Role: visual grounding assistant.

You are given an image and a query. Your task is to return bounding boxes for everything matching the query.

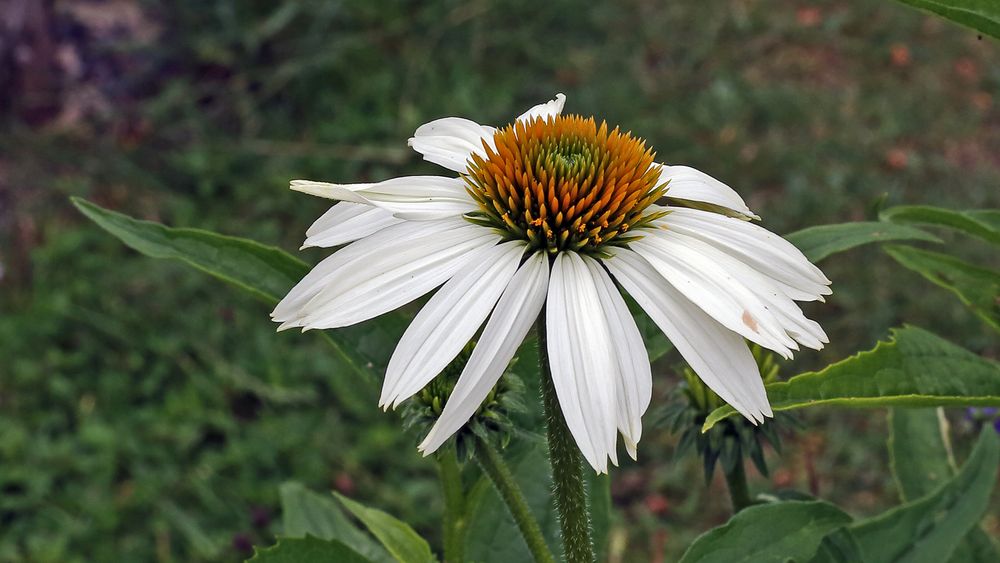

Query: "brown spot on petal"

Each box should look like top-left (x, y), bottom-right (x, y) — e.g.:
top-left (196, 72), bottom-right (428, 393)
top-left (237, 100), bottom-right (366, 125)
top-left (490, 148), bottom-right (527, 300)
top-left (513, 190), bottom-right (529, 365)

top-left (742, 310), bottom-right (759, 332)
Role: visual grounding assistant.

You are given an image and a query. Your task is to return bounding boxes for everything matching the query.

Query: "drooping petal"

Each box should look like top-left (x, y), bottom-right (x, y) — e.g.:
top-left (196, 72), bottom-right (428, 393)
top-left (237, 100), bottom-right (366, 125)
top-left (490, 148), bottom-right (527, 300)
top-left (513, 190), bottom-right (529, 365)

top-left (658, 207), bottom-right (831, 298)
top-left (409, 117), bottom-right (496, 173)
top-left (583, 255), bottom-right (651, 460)
top-left (516, 93), bottom-right (567, 123)
top-left (546, 251), bottom-right (618, 473)
top-left (605, 248), bottom-right (771, 423)
top-left (631, 230), bottom-right (798, 358)
top-left (644, 226), bottom-right (827, 352)
top-left (380, 240), bottom-right (527, 409)
top-left (302, 202), bottom-right (403, 249)
top-left (290, 176), bottom-right (477, 220)
top-left (272, 218), bottom-right (499, 330)
top-left (418, 251), bottom-right (549, 455)
top-left (656, 165), bottom-right (758, 219)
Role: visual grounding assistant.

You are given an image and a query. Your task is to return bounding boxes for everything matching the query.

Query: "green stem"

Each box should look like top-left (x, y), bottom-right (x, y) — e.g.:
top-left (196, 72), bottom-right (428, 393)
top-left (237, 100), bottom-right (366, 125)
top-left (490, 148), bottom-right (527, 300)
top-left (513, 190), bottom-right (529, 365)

top-left (537, 314), bottom-right (596, 563)
top-left (724, 459), bottom-right (753, 513)
top-left (474, 437), bottom-right (556, 563)
top-left (437, 445), bottom-right (465, 563)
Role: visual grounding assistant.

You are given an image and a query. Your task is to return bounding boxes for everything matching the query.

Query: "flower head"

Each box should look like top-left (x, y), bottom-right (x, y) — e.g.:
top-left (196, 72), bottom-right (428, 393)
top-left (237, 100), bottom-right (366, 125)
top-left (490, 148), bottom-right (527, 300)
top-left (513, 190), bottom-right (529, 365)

top-left (464, 114), bottom-right (666, 254)
top-left (273, 94), bottom-right (831, 473)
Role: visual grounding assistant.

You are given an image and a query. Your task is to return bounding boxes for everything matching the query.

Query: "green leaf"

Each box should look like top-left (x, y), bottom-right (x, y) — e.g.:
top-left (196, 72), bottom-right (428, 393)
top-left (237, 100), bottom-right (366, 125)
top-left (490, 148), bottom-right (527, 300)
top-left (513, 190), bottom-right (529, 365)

top-left (333, 492), bottom-right (437, 563)
top-left (893, 0), bottom-right (1000, 40)
top-left (851, 430), bottom-right (1000, 563)
top-left (882, 205), bottom-right (1000, 246)
top-left (888, 409), bottom-right (957, 500)
top-left (678, 501), bottom-right (853, 563)
top-left (249, 536), bottom-right (372, 563)
top-left (72, 196), bottom-right (308, 303)
top-left (784, 222), bottom-right (938, 262)
top-left (462, 437), bottom-right (611, 562)
top-left (808, 528), bottom-right (865, 563)
top-left (888, 409), bottom-right (1000, 563)
top-left (463, 437), bottom-right (558, 563)
top-left (71, 196), bottom-right (406, 378)
top-left (884, 245), bottom-right (1000, 331)
top-left (279, 483), bottom-right (392, 563)
top-left (703, 326), bottom-right (1000, 431)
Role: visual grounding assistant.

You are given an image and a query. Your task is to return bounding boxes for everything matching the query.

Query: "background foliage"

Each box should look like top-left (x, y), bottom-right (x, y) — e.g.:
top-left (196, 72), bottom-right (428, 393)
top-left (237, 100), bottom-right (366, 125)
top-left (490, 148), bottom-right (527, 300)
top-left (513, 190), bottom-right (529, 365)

top-left (2, 0), bottom-right (999, 561)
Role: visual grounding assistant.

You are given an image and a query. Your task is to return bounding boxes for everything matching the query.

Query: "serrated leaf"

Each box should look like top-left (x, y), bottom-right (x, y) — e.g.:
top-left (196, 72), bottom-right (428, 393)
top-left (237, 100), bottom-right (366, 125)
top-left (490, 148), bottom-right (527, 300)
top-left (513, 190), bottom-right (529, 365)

top-left (893, 0), bottom-right (1000, 40)
top-left (882, 205), bottom-right (1000, 246)
top-left (678, 501), bottom-right (852, 563)
top-left (279, 483), bottom-right (392, 563)
top-left (703, 326), bottom-right (1000, 431)
top-left (333, 492), bottom-right (437, 563)
top-left (888, 410), bottom-right (1000, 562)
top-left (850, 430), bottom-right (1000, 563)
top-left (784, 222), bottom-right (938, 262)
top-left (884, 245), bottom-right (1000, 332)
top-left (248, 536), bottom-right (371, 563)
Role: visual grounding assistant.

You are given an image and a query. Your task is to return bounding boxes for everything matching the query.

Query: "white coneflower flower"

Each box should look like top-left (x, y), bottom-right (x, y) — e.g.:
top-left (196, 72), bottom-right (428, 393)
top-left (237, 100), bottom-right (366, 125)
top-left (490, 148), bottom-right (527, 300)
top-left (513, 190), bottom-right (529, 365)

top-left (273, 94), bottom-right (830, 473)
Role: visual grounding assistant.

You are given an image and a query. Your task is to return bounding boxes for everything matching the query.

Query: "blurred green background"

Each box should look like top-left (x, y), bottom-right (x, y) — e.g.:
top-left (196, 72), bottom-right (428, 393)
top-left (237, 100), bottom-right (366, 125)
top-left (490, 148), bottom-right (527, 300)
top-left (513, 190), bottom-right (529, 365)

top-left (2, 0), bottom-right (999, 561)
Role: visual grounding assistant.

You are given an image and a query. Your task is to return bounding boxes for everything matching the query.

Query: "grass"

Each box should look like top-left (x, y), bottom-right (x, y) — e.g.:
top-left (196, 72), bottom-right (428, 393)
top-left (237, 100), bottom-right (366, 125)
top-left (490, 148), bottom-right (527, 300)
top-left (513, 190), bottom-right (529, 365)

top-left (1, 0), bottom-right (999, 561)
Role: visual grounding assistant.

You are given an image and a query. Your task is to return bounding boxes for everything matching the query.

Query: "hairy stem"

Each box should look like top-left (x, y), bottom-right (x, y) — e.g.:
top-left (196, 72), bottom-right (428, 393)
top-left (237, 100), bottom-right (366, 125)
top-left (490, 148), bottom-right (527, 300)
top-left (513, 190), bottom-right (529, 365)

top-left (437, 445), bottom-right (466, 563)
top-left (538, 314), bottom-right (596, 563)
top-left (474, 437), bottom-right (556, 563)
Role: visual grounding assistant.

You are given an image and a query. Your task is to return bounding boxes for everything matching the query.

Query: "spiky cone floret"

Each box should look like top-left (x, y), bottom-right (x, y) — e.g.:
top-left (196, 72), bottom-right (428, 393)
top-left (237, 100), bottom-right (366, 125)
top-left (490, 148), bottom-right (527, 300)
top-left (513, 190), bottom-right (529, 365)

top-left (463, 115), bottom-right (667, 255)
top-left (273, 93), bottom-right (832, 473)
top-left (660, 345), bottom-right (790, 481)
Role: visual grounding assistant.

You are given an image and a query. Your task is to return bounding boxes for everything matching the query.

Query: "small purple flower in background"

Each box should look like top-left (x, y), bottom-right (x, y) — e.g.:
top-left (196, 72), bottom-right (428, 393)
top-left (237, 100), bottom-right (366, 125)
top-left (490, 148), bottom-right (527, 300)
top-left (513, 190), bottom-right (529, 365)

top-left (965, 407), bottom-right (1000, 434)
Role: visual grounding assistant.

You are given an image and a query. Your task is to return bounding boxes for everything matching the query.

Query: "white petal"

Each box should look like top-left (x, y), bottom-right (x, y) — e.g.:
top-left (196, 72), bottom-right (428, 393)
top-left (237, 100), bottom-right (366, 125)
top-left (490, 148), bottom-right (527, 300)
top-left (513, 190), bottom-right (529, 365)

top-left (648, 226), bottom-right (828, 351)
top-left (275, 219), bottom-right (450, 321)
top-left (656, 165), bottom-right (759, 219)
top-left (659, 207), bottom-right (831, 295)
top-left (409, 117), bottom-right (496, 173)
top-left (273, 218), bottom-right (499, 329)
top-left (380, 241), bottom-right (527, 409)
top-left (516, 93), bottom-right (567, 123)
top-left (546, 252), bottom-right (618, 473)
top-left (302, 202), bottom-right (403, 249)
top-left (605, 248), bottom-right (771, 423)
top-left (631, 231), bottom-right (798, 358)
top-left (583, 255), bottom-right (651, 461)
top-left (290, 176), bottom-right (477, 220)
top-left (418, 251), bottom-right (549, 454)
